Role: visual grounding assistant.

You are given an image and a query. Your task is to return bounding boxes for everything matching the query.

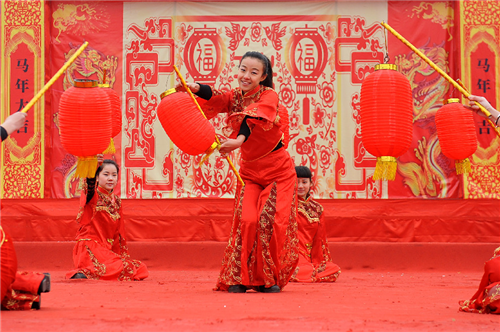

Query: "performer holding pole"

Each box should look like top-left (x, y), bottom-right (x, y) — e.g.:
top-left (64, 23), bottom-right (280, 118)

top-left (176, 51), bottom-right (299, 293)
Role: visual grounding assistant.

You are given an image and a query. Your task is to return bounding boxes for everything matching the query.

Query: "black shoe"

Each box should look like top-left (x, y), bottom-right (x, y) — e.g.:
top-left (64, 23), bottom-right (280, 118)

top-left (37, 273), bottom-right (51, 294)
top-left (70, 273), bottom-right (87, 279)
top-left (258, 285), bottom-right (281, 293)
top-left (31, 297), bottom-right (41, 310)
top-left (228, 285), bottom-right (247, 293)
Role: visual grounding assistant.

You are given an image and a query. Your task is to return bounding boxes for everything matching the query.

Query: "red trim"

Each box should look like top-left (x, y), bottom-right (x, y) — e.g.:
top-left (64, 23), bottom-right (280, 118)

top-left (1, 198), bottom-right (498, 243)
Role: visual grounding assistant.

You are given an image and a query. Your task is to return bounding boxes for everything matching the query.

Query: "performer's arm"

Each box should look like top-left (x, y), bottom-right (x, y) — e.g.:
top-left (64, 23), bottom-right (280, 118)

top-left (0, 127), bottom-right (7, 141)
top-left (85, 154), bottom-right (104, 204)
top-left (468, 95), bottom-right (500, 126)
top-left (1, 112), bottom-right (28, 141)
top-left (194, 83), bottom-right (213, 100)
top-left (85, 177), bottom-right (97, 204)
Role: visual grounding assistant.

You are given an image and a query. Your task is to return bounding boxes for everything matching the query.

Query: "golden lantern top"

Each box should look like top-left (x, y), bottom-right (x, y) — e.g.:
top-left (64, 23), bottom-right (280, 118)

top-left (443, 98), bottom-right (460, 105)
top-left (375, 63), bottom-right (398, 71)
top-left (74, 79), bottom-right (98, 88)
top-left (160, 88), bottom-right (177, 100)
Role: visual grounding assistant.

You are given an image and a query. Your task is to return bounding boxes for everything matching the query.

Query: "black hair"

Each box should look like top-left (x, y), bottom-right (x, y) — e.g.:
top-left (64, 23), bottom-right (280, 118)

top-left (96, 159), bottom-right (119, 177)
top-left (295, 165), bottom-right (312, 180)
top-left (240, 51), bottom-right (273, 89)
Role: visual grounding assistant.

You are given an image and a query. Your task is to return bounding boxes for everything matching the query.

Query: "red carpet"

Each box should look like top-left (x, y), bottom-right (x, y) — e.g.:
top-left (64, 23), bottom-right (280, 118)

top-left (2, 198), bottom-right (499, 331)
top-left (2, 270), bottom-right (499, 332)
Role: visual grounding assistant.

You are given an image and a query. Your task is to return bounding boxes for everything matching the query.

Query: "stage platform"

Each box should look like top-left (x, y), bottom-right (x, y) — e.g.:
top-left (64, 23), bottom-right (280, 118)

top-left (2, 198), bottom-right (499, 242)
top-left (12, 241), bottom-right (499, 273)
top-left (3, 197), bottom-right (499, 272)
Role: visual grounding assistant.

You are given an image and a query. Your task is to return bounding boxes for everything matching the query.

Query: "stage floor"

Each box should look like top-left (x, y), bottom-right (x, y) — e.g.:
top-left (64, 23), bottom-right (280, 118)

top-left (2, 269), bottom-right (499, 331)
top-left (2, 242), bottom-right (499, 331)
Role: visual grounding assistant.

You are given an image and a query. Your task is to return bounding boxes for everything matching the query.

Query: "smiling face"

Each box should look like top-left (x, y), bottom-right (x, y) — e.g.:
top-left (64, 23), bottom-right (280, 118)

top-left (97, 163), bottom-right (118, 192)
top-left (237, 56), bottom-right (267, 93)
top-left (297, 177), bottom-right (312, 199)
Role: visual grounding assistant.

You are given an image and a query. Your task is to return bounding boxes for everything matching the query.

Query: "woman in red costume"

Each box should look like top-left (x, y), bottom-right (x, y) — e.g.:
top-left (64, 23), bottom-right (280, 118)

top-left (1, 119), bottom-right (50, 310)
top-left (290, 166), bottom-right (341, 283)
top-left (1, 227), bottom-right (50, 310)
top-left (66, 157), bottom-right (148, 281)
top-left (459, 246), bottom-right (500, 314)
top-left (178, 51), bottom-right (299, 293)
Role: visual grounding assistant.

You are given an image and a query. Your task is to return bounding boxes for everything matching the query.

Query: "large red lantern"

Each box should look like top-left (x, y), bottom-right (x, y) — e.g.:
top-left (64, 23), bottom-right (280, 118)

top-left (99, 83), bottom-right (122, 154)
top-left (435, 98), bottom-right (478, 174)
top-left (59, 79), bottom-right (112, 178)
top-left (157, 89), bottom-right (215, 155)
top-left (360, 64), bottom-right (413, 180)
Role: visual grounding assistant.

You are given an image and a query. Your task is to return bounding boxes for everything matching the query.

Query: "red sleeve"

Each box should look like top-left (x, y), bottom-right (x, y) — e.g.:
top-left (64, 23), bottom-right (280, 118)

top-left (227, 89), bottom-right (280, 136)
top-left (76, 180), bottom-right (97, 225)
top-left (199, 88), bottom-right (232, 120)
top-left (310, 210), bottom-right (332, 266)
top-left (243, 89), bottom-right (279, 123)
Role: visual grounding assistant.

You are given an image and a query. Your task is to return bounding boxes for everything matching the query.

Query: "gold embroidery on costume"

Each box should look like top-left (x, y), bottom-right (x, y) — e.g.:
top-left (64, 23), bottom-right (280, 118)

top-left (83, 244), bottom-right (107, 279)
top-left (278, 182), bottom-right (299, 287)
top-left (258, 182), bottom-right (278, 287)
top-left (96, 190), bottom-right (121, 221)
top-left (222, 85), bottom-right (276, 138)
top-left (215, 185), bottom-right (245, 288)
top-left (298, 197), bottom-right (323, 223)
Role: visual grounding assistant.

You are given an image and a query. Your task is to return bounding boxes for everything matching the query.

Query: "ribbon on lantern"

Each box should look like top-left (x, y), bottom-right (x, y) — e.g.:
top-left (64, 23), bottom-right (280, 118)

top-left (360, 63), bottom-right (414, 181)
top-left (59, 79), bottom-right (112, 178)
top-left (435, 98), bottom-right (478, 174)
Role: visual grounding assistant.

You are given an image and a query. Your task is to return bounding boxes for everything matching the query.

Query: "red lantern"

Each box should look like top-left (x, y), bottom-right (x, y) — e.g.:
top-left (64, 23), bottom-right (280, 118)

top-left (157, 89), bottom-right (215, 155)
top-left (360, 64), bottom-right (413, 180)
top-left (99, 83), bottom-right (122, 154)
top-left (435, 98), bottom-right (477, 174)
top-left (59, 79), bottom-right (112, 178)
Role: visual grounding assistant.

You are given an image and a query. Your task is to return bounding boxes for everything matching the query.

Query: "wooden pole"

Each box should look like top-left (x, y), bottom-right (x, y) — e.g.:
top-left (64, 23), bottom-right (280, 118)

top-left (21, 41), bottom-right (89, 113)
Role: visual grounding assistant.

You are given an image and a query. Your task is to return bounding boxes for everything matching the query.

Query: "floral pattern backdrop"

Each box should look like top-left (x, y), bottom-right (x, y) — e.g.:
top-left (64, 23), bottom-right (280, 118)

top-left (1, 1), bottom-right (498, 200)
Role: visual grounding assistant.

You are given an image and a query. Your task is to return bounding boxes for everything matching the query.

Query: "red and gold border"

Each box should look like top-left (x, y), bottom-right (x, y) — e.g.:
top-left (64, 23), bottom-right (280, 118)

top-left (460, 0), bottom-right (500, 199)
top-left (1, 0), bottom-right (45, 198)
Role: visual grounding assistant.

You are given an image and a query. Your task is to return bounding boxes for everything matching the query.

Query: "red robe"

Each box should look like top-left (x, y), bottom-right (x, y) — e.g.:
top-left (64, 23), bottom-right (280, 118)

top-left (291, 196), bottom-right (341, 283)
top-left (203, 85), bottom-right (299, 291)
top-left (459, 247), bottom-right (500, 314)
top-left (66, 184), bottom-right (148, 281)
top-left (1, 226), bottom-right (44, 310)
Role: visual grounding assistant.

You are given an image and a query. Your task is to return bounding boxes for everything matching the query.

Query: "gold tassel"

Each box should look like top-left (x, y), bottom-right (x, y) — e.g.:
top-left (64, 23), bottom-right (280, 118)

top-left (74, 156), bottom-right (99, 179)
top-left (373, 156), bottom-right (398, 181)
top-left (455, 158), bottom-right (471, 175)
top-left (102, 138), bottom-right (116, 154)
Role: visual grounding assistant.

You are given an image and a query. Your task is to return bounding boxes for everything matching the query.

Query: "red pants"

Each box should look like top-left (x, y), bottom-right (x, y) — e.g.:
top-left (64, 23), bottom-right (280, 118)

top-left (216, 148), bottom-right (299, 291)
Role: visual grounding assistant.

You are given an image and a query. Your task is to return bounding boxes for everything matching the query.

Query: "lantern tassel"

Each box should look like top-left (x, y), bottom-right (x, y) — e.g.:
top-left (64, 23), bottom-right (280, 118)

top-left (74, 156), bottom-right (99, 179)
top-left (455, 158), bottom-right (471, 175)
top-left (373, 156), bottom-right (398, 181)
top-left (103, 138), bottom-right (116, 154)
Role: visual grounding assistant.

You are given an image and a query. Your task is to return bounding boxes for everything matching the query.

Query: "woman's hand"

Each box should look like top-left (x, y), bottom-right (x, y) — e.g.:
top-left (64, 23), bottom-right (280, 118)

top-left (219, 135), bottom-right (246, 157)
top-left (468, 95), bottom-right (500, 125)
top-left (175, 82), bottom-right (200, 93)
top-left (97, 154), bottom-right (104, 165)
top-left (1, 112), bottom-right (27, 135)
